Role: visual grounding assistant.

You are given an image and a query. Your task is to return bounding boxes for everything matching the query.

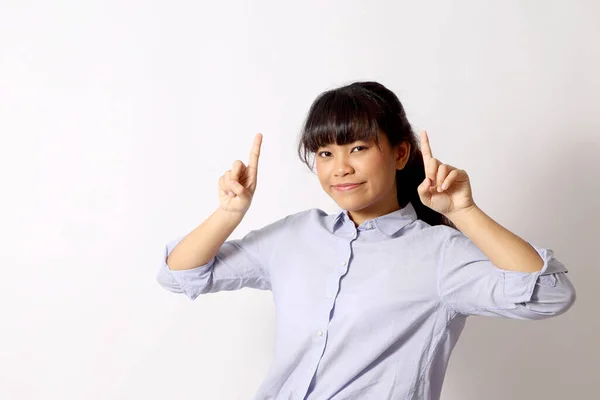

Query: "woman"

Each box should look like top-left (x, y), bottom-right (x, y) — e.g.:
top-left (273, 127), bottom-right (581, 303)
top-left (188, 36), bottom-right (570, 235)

top-left (157, 81), bottom-right (576, 399)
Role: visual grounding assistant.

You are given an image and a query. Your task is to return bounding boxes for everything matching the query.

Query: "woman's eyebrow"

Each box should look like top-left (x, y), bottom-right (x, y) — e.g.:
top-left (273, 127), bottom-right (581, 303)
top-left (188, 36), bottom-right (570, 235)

top-left (320, 140), bottom-right (370, 149)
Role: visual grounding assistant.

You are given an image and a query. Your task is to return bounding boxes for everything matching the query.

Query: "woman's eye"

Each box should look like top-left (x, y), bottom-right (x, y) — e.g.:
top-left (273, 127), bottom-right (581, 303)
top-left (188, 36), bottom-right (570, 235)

top-left (317, 146), bottom-right (366, 158)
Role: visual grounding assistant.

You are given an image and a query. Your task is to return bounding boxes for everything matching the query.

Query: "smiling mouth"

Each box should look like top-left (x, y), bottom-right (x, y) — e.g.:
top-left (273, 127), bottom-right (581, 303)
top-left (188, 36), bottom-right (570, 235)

top-left (333, 183), bottom-right (363, 191)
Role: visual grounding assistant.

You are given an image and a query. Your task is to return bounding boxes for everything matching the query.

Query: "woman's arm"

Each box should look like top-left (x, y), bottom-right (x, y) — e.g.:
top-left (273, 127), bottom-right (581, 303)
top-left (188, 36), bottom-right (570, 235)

top-left (167, 208), bottom-right (245, 271)
top-left (447, 205), bottom-right (543, 273)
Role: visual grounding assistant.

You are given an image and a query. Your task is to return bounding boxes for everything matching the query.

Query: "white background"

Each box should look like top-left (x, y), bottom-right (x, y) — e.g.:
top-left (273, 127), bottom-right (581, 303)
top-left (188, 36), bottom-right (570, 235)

top-left (1, 0), bottom-right (598, 399)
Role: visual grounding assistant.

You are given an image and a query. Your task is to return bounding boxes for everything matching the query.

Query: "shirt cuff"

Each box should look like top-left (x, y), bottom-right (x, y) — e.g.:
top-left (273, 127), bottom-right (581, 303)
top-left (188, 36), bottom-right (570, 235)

top-left (162, 236), bottom-right (215, 294)
top-left (502, 244), bottom-right (568, 304)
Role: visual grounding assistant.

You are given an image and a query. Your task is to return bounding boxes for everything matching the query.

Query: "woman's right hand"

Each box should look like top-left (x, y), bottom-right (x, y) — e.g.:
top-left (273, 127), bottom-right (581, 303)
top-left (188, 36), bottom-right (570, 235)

top-left (218, 133), bottom-right (262, 215)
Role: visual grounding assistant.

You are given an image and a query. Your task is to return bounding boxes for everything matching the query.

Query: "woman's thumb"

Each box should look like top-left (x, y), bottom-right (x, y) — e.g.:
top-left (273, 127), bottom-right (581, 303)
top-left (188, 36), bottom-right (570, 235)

top-left (417, 178), bottom-right (431, 202)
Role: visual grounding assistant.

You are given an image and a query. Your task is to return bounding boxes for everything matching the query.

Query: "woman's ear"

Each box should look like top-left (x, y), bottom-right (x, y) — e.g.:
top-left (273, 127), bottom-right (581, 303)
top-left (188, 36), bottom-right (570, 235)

top-left (395, 142), bottom-right (411, 170)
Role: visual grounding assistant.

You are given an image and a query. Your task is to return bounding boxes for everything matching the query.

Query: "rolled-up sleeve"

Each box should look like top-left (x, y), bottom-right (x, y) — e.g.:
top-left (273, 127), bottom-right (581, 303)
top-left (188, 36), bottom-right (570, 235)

top-left (438, 230), bottom-right (576, 319)
top-left (156, 215), bottom-right (289, 300)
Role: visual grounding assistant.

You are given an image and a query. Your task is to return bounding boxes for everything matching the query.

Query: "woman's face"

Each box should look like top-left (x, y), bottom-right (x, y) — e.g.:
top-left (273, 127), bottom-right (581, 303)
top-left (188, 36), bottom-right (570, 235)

top-left (315, 133), bottom-right (411, 226)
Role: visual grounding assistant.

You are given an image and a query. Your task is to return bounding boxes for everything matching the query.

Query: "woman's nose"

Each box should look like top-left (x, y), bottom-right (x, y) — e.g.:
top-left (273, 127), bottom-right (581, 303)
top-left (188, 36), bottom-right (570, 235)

top-left (334, 159), bottom-right (354, 176)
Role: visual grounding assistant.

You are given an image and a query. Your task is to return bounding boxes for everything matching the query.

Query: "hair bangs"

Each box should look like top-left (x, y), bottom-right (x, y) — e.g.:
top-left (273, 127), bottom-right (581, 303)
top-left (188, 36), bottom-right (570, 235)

top-left (298, 89), bottom-right (383, 166)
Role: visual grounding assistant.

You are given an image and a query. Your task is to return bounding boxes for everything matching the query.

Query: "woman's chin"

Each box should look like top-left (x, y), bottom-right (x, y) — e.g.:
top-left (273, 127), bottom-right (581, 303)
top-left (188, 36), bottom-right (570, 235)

top-left (332, 196), bottom-right (368, 210)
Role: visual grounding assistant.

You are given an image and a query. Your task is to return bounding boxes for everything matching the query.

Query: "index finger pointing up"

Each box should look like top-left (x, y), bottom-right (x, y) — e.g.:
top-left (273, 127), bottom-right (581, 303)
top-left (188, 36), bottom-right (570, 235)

top-left (420, 130), bottom-right (433, 161)
top-left (247, 133), bottom-right (262, 178)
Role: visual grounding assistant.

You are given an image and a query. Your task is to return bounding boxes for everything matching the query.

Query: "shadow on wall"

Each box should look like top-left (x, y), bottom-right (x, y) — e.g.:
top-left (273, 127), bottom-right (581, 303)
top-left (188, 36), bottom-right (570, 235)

top-left (441, 134), bottom-right (599, 400)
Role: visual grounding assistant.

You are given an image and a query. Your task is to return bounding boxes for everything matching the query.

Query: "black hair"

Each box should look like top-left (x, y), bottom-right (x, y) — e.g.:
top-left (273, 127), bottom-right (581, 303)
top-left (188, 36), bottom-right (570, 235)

top-left (297, 81), bottom-right (456, 229)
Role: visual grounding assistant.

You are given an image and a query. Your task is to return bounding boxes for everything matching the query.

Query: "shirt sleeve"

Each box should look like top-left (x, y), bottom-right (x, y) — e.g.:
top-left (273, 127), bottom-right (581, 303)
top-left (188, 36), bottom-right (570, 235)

top-left (438, 229), bottom-right (576, 319)
top-left (156, 215), bottom-right (289, 300)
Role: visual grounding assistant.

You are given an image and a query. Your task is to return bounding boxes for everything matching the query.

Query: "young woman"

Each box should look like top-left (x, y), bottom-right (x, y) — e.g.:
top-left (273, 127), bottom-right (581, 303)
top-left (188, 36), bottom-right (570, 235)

top-left (157, 81), bottom-right (576, 400)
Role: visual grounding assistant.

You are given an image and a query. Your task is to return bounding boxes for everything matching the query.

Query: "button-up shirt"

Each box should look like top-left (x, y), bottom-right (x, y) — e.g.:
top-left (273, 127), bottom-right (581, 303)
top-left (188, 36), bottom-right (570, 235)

top-left (156, 202), bottom-right (575, 399)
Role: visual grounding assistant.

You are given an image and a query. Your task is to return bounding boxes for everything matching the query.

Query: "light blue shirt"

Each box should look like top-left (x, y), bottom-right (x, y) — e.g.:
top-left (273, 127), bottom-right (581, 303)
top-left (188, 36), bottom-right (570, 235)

top-left (157, 202), bottom-right (575, 400)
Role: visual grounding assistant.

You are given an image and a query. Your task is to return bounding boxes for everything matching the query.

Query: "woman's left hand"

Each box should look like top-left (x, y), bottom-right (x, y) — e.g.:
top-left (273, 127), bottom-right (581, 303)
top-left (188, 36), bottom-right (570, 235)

top-left (416, 130), bottom-right (476, 218)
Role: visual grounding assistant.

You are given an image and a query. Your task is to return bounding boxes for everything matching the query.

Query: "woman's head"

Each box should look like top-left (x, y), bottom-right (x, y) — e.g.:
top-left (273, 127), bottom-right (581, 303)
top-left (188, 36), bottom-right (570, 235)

top-left (297, 81), bottom-right (455, 228)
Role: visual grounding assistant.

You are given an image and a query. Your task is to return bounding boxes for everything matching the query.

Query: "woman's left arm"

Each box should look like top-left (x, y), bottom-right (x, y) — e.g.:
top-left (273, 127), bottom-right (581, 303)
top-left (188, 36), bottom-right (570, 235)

top-left (443, 206), bottom-right (576, 318)
top-left (418, 130), bottom-right (576, 318)
top-left (449, 205), bottom-right (544, 273)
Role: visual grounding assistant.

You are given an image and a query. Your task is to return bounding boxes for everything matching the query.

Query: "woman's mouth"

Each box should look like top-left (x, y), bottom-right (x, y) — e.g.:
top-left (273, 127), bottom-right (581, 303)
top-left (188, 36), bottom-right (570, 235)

top-left (333, 183), bottom-right (363, 192)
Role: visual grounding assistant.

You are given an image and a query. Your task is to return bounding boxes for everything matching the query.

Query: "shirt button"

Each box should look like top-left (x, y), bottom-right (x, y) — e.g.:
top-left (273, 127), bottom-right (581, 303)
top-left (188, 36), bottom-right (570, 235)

top-left (367, 222), bottom-right (373, 229)
top-left (317, 329), bottom-right (324, 337)
top-left (342, 261), bottom-right (346, 266)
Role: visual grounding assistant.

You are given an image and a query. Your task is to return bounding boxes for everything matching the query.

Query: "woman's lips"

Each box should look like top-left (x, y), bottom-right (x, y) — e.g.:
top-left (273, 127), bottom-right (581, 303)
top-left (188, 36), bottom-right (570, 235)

top-left (333, 183), bottom-right (363, 191)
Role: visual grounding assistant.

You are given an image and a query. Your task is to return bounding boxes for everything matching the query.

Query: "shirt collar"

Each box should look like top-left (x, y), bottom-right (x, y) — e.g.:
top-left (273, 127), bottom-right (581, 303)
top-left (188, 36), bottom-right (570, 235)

top-left (326, 202), bottom-right (418, 238)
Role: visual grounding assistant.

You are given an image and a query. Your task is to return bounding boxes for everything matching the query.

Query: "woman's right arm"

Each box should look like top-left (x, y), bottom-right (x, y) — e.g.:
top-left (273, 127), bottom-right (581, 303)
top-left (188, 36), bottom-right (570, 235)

top-left (168, 132), bottom-right (263, 271)
top-left (156, 210), bottom-right (288, 299)
top-left (156, 133), bottom-right (286, 299)
top-left (165, 208), bottom-right (245, 271)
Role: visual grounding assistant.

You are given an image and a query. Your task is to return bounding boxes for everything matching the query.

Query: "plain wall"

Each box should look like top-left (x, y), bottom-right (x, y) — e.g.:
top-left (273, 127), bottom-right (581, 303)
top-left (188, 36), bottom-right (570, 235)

top-left (1, 0), bottom-right (598, 399)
